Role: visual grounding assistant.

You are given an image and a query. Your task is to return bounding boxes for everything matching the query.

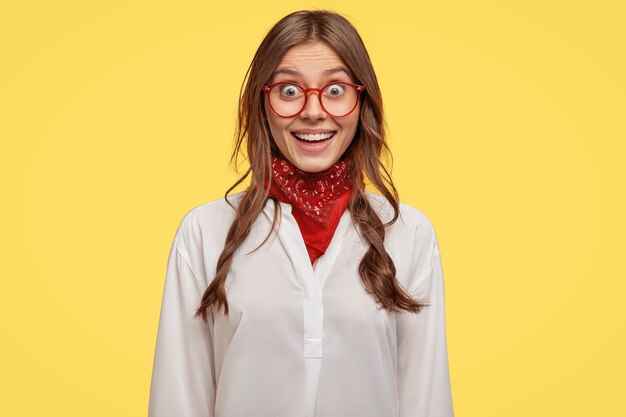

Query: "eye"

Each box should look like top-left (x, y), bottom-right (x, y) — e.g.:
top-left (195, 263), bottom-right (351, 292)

top-left (324, 83), bottom-right (346, 97)
top-left (278, 83), bottom-right (302, 97)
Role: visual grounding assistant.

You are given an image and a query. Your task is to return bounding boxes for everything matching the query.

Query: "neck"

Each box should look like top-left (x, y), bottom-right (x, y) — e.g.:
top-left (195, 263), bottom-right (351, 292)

top-left (263, 154), bottom-right (357, 264)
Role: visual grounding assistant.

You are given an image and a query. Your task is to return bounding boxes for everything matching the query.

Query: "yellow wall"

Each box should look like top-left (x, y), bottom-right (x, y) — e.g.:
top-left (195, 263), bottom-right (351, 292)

top-left (1, 1), bottom-right (624, 415)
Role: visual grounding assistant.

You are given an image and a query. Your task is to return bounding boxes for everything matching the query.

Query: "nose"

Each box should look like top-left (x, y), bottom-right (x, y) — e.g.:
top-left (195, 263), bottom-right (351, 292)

top-left (299, 91), bottom-right (327, 120)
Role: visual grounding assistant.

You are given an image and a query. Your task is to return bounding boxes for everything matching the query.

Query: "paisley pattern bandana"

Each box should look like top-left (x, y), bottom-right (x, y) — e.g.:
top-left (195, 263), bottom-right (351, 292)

top-left (263, 154), bottom-right (356, 265)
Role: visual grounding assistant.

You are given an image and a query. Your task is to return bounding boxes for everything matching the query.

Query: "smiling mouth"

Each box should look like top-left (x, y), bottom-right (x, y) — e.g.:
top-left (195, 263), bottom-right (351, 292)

top-left (291, 131), bottom-right (337, 143)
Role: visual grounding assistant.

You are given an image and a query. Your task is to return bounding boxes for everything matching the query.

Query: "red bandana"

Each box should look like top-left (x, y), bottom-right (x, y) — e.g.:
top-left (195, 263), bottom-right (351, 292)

top-left (263, 155), bottom-right (355, 265)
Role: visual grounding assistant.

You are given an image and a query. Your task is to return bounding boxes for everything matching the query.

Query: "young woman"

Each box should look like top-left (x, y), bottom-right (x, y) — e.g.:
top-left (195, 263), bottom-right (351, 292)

top-left (148, 10), bottom-right (454, 417)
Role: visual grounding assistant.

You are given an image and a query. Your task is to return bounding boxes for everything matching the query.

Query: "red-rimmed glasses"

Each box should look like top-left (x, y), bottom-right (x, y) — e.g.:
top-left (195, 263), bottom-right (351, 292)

top-left (262, 81), bottom-right (365, 118)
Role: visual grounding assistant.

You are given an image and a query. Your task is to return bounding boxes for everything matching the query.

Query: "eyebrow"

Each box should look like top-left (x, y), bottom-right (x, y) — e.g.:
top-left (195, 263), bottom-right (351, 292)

top-left (272, 66), bottom-right (350, 78)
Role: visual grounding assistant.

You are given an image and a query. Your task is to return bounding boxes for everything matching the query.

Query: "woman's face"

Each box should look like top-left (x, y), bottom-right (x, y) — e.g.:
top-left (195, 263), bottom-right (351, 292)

top-left (264, 41), bottom-right (360, 173)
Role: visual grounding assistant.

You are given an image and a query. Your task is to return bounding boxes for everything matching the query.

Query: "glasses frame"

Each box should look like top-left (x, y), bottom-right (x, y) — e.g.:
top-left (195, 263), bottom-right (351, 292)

top-left (262, 81), bottom-right (365, 118)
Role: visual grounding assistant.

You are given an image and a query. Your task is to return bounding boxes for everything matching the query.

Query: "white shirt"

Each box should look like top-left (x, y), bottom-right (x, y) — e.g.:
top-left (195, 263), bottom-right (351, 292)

top-left (148, 189), bottom-right (454, 417)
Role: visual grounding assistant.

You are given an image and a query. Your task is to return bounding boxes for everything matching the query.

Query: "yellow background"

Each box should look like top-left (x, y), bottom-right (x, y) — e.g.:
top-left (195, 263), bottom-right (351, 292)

top-left (1, 1), bottom-right (624, 416)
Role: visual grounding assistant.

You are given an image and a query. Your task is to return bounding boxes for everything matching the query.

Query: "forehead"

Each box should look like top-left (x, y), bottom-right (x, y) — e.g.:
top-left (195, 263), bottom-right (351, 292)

top-left (272, 41), bottom-right (352, 81)
top-left (280, 41), bottom-right (343, 64)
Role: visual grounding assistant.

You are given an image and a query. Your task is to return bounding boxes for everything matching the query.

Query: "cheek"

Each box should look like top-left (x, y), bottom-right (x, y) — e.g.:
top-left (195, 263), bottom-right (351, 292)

top-left (265, 105), bottom-right (289, 137)
top-left (341, 113), bottom-right (360, 135)
top-left (269, 119), bottom-right (290, 138)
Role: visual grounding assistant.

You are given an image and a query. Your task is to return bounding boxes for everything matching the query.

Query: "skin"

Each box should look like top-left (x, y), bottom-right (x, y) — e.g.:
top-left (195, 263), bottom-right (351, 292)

top-left (264, 41), bottom-right (361, 173)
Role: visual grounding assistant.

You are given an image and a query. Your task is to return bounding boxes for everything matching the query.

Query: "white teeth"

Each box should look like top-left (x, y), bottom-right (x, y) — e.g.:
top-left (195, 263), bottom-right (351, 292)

top-left (292, 132), bottom-right (335, 141)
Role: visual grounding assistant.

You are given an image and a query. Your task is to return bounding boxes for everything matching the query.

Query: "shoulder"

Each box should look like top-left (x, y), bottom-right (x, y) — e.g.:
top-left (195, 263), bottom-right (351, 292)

top-left (173, 191), bottom-right (245, 256)
top-left (181, 191), bottom-right (244, 226)
top-left (364, 190), bottom-right (440, 285)
top-left (167, 191), bottom-right (246, 286)
top-left (364, 189), bottom-right (437, 239)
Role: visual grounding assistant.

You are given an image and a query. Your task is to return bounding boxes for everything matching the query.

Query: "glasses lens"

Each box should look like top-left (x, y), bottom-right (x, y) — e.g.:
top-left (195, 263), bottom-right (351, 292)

top-left (268, 83), bottom-right (305, 117)
top-left (320, 83), bottom-right (359, 117)
top-left (268, 83), bottom-right (359, 117)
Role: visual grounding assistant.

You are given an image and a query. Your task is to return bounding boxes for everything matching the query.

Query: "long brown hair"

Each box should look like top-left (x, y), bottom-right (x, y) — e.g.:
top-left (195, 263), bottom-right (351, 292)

top-left (194, 9), bottom-right (429, 322)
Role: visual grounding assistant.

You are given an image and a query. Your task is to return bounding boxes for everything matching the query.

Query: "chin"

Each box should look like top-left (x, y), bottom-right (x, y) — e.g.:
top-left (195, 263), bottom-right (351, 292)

top-left (295, 158), bottom-right (337, 173)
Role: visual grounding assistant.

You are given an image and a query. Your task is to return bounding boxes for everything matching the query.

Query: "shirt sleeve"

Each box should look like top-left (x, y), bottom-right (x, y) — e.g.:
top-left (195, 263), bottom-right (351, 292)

top-left (148, 233), bottom-right (216, 417)
top-left (396, 247), bottom-right (455, 417)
